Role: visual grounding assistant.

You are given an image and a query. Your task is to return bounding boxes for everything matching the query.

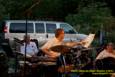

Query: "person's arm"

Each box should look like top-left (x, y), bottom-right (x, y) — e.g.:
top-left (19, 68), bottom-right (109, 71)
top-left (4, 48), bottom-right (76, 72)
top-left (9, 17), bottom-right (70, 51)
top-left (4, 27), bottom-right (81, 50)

top-left (41, 45), bottom-right (60, 57)
top-left (96, 51), bottom-right (104, 60)
top-left (41, 39), bottom-right (61, 58)
top-left (42, 48), bottom-right (60, 58)
top-left (64, 41), bottom-right (86, 47)
top-left (41, 40), bottom-right (51, 55)
top-left (32, 42), bottom-right (39, 54)
top-left (41, 48), bottom-right (52, 56)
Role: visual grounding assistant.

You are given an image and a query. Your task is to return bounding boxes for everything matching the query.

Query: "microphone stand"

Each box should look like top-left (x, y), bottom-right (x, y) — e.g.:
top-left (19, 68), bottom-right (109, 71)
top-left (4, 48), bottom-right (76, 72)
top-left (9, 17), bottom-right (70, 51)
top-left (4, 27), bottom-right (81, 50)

top-left (23, 13), bottom-right (28, 77)
top-left (23, 1), bottom-right (41, 76)
top-left (14, 42), bottom-right (18, 77)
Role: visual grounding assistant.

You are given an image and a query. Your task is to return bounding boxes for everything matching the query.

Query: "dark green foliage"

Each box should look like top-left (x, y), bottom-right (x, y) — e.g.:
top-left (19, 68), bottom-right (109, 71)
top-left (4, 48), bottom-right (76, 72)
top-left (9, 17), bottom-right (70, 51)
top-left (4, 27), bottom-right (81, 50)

top-left (0, 52), bottom-right (8, 77)
top-left (0, 0), bottom-right (114, 42)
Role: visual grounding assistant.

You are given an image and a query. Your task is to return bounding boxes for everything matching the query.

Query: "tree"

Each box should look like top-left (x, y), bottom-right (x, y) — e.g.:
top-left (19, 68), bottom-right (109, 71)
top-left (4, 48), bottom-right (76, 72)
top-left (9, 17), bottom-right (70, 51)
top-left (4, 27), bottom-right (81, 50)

top-left (65, 2), bottom-right (114, 34)
top-left (32, 0), bottom-right (63, 20)
top-left (0, 0), bottom-right (83, 20)
top-left (0, 0), bottom-right (115, 21)
top-left (0, 0), bottom-right (8, 20)
top-left (0, 0), bottom-right (35, 19)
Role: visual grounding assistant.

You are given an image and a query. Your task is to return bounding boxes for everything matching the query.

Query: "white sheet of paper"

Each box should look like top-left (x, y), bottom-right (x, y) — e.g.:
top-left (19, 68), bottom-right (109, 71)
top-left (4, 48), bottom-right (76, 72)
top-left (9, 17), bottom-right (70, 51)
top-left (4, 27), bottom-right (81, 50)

top-left (83, 34), bottom-right (95, 48)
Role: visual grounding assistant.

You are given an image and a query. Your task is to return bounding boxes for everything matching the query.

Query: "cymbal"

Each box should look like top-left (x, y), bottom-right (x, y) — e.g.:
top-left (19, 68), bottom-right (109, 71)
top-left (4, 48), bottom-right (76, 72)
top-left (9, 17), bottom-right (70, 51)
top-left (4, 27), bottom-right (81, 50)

top-left (50, 45), bottom-right (71, 54)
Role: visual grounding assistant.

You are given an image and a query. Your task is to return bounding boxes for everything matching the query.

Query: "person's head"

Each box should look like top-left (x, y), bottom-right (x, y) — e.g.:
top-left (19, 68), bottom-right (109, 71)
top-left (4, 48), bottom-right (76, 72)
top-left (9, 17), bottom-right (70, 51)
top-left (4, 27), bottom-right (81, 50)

top-left (23, 35), bottom-right (30, 43)
top-left (55, 28), bottom-right (64, 41)
top-left (106, 42), bottom-right (114, 53)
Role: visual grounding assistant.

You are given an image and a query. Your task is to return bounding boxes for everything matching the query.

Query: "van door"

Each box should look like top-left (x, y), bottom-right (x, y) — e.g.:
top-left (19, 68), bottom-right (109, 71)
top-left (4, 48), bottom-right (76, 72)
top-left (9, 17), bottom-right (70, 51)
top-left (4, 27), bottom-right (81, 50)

top-left (35, 22), bottom-right (46, 46)
top-left (60, 23), bottom-right (78, 42)
top-left (45, 23), bottom-right (56, 40)
top-left (9, 23), bottom-right (34, 40)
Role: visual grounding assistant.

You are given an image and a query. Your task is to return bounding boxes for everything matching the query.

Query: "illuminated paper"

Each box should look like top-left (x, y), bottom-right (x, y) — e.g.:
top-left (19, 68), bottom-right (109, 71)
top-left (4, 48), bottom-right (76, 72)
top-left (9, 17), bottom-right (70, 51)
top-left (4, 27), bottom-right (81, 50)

top-left (82, 34), bottom-right (95, 48)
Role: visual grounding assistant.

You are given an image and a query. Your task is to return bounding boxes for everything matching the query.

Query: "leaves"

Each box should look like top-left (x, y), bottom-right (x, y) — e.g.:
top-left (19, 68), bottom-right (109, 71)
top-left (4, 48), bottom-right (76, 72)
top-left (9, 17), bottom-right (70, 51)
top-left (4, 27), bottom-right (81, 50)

top-left (65, 2), bottom-right (114, 34)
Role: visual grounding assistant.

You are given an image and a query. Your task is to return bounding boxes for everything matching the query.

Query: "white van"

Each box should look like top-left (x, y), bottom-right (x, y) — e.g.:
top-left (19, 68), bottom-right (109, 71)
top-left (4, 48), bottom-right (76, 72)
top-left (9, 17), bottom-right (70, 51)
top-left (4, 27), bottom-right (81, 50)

top-left (1, 20), bottom-right (87, 47)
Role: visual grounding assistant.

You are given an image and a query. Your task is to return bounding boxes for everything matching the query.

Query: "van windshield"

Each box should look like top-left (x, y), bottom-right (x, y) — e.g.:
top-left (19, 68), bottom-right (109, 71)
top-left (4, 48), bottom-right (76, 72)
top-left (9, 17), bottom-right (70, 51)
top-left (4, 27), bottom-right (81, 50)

top-left (60, 23), bottom-right (77, 34)
top-left (10, 23), bottom-right (33, 33)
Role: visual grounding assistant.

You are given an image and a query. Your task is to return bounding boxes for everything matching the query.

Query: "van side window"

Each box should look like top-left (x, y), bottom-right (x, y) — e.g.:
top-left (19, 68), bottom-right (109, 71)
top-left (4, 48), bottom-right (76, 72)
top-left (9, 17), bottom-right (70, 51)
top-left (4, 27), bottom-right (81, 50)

top-left (10, 23), bottom-right (33, 33)
top-left (60, 23), bottom-right (76, 34)
top-left (35, 23), bottom-right (45, 33)
top-left (46, 23), bottom-right (56, 33)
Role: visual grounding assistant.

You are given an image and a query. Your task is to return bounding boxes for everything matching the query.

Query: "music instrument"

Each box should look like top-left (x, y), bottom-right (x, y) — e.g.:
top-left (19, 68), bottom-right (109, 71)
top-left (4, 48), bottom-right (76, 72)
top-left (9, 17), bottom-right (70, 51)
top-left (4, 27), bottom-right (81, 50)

top-left (71, 46), bottom-right (93, 68)
top-left (95, 57), bottom-right (115, 70)
top-left (37, 62), bottom-right (56, 66)
top-left (50, 45), bottom-right (93, 68)
top-left (58, 65), bottom-right (75, 73)
top-left (18, 55), bottom-right (57, 66)
top-left (50, 45), bottom-right (71, 54)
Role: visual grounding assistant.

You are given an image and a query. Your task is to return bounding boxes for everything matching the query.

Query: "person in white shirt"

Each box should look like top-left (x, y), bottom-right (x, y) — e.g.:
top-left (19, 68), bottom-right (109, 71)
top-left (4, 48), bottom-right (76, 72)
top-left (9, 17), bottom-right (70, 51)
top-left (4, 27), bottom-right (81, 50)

top-left (20, 35), bottom-right (38, 57)
top-left (96, 42), bottom-right (115, 60)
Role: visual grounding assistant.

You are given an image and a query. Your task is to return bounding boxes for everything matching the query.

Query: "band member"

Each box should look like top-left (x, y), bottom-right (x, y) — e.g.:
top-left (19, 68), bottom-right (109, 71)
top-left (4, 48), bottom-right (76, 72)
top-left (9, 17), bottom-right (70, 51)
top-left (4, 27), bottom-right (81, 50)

top-left (41, 28), bottom-right (85, 58)
top-left (95, 42), bottom-right (115, 77)
top-left (41, 28), bottom-right (86, 77)
top-left (41, 28), bottom-right (65, 58)
top-left (40, 28), bottom-right (65, 77)
top-left (20, 35), bottom-right (38, 57)
top-left (96, 42), bottom-right (115, 60)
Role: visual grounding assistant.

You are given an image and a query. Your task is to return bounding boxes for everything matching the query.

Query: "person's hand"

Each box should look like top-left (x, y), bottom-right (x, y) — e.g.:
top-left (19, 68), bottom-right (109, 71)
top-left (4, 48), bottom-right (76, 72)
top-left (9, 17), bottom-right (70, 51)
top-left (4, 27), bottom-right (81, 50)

top-left (31, 63), bottom-right (38, 68)
top-left (80, 41), bottom-right (86, 45)
top-left (31, 55), bottom-right (37, 58)
top-left (31, 55), bottom-right (38, 62)
top-left (48, 51), bottom-right (61, 58)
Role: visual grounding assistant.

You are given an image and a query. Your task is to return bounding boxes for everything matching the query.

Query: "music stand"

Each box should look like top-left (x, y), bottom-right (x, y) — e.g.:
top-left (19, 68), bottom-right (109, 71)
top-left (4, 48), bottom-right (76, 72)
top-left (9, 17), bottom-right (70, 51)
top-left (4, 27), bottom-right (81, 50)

top-left (1, 39), bottom-right (14, 57)
top-left (1, 39), bottom-right (18, 76)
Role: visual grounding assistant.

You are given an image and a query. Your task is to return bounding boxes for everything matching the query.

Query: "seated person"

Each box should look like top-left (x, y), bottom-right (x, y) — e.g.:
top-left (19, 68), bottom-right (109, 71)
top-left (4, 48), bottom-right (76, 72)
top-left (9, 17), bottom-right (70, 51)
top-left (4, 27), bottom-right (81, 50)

top-left (19, 35), bottom-right (39, 77)
top-left (96, 42), bottom-right (115, 60)
top-left (20, 35), bottom-right (39, 58)
top-left (95, 42), bottom-right (115, 71)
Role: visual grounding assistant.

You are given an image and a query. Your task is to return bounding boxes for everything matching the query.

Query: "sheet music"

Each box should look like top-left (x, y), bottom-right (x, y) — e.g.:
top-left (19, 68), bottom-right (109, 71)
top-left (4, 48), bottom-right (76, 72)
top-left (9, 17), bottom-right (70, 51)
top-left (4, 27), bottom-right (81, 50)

top-left (82, 34), bottom-right (95, 48)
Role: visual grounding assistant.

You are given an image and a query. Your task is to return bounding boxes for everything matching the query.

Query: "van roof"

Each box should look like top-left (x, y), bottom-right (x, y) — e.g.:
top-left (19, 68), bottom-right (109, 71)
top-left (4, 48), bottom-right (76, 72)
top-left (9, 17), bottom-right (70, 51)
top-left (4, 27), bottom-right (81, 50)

top-left (5, 20), bottom-right (67, 24)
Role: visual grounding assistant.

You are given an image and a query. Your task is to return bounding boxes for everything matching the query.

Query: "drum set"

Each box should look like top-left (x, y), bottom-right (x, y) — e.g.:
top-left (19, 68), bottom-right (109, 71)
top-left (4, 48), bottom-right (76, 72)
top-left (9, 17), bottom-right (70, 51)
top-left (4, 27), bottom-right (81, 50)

top-left (10, 40), bottom-right (96, 77)
top-left (49, 44), bottom-right (94, 72)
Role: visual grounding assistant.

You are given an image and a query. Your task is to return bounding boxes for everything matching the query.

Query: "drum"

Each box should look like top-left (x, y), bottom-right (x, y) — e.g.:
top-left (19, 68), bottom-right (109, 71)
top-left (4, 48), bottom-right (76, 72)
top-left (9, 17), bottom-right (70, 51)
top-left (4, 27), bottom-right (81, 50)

top-left (50, 45), bottom-right (93, 69)
top-left (37, 56), bottom-right (57, 66)
top-left (50, 45), bottom-right (73, 65)
top-left (70, 46), bottom-right (92, 69)
top-left (95, 57), bottom-right (115, 70)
